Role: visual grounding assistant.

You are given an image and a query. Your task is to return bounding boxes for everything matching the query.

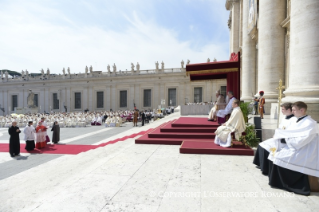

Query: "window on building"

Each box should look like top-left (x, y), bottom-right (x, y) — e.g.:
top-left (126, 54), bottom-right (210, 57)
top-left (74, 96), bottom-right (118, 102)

top-left (220, 86), bottom-right (227, 97)
top-left (143, 89), bottom-right (151, 107)
top-left (97, 91), bottom-right (104, 108)
top-left (168, 88), bottom-right (176, 106)
top-left (34, 94), bottom-right (38, 107)
top-left (74, 92), bottom-right (81, 109)
top-left (12, 95), bottom-right (18, 110)
top-left (53, 93), bottom-right (59, 109)
top-left (120, 91), bottom-right (127, 108)
top-left (194, 87), bottom-right (202, 103)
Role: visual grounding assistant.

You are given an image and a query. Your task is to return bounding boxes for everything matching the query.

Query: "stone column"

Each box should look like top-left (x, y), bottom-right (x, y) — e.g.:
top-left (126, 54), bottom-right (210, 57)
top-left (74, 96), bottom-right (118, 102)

top-left (240, 0), bottom-right (256, 102)
top-left (231, 0), bottom-right (240, 53)
top-left (257, 0), bottom-right (286, 111)
top-left (282, 0), bottom-right (319, 121)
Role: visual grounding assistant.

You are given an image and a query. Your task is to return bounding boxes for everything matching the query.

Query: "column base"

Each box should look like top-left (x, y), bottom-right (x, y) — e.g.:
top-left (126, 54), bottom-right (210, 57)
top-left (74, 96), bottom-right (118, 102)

top-left (282, 96), bottom-right (319, 122)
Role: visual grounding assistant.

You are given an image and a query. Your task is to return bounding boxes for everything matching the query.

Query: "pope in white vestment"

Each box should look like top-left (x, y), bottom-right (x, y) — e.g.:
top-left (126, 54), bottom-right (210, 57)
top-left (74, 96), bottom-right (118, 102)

top-left (216, 97), bottom-right (236, 118)
top-left (214, 101), bottom-right (246, 147)
top-left (271, 115), bottom-right (319, 177)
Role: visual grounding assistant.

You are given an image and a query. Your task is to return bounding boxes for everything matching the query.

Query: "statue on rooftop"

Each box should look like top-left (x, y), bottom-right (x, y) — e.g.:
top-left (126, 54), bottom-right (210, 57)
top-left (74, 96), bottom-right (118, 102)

top-left (136, 62), bottom-right (140, 72)
top-left (89, 65), bottom-right (93, 73)
top-left (21, 70), bottom-right (25, 78)
top-left (213, 58), bottom-right (217, 62)
top-left (85, 66), bottom-right (88, 74)
top-left (131, 63), bottom-right (135, 71)
top-left (41, 69), bottom-right (44, 75)
top-left (155, 61), bottom-right (159, 70)
top-left (113, 63), bottom-right (116, 72)
top-left (181, 60), bottom-right (184, 68)
top-left (161, 61), bottom-right (164, 70)
top-left (207, 58), bottom-right (210, 62)
top-left (67, 67), bottom-right (70, 75)
top-left (47, 68), bottom-right (50, 75)
top-left (5, 71), bottom-right (8, 80)
top-left (107, 64), bottom-right (111, 73)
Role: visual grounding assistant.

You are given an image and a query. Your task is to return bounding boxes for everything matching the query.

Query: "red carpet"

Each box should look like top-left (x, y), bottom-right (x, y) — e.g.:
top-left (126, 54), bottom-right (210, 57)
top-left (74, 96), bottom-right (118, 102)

top-left (135, 117), bottom-right (254, 156)
top-left (0, 129), bottom-right (153, 155)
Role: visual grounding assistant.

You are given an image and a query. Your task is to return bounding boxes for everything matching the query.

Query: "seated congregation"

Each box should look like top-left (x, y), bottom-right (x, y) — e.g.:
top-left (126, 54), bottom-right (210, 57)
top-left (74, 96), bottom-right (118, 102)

top-left (253, 101), bottom-right (319, 196)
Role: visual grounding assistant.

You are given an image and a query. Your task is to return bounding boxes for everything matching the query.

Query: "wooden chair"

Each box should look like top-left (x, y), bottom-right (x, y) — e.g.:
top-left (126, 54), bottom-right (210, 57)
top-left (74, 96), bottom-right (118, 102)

top-left (309, 176), bottom-right (319, 192)
top-left (230, 131), bottom-right (247, 147)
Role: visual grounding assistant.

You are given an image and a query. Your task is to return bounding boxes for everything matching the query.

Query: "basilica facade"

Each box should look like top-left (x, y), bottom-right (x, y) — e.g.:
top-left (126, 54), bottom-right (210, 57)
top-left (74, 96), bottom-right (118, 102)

top-left (226, 0), bottom-right (319, 121)
top-left (0, 67), bottom-right (226, 115)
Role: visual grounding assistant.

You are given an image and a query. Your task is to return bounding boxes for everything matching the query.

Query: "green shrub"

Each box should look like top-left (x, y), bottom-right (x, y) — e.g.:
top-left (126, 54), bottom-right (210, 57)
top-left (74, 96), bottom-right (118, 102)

top-left (239, 102), bottom-right (252, 123)
top-left (240, 123), bottom-right (260, 147)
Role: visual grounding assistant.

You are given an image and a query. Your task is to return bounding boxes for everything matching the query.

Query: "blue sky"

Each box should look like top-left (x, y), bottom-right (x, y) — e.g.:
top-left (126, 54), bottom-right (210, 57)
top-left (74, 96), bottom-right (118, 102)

top-left (0, 0), bottom-right (230, 74)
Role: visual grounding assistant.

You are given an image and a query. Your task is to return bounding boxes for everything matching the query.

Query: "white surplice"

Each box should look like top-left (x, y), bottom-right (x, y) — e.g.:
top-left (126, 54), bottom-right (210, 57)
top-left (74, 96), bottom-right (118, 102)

top-left (270, 116), bottom-right (319, 177)
top-left (259, 115), bottom-right (297, 154)
top-left (214, 107), bottom-right (246, 147)
top-left (216, 97), bottom-right (236, 118)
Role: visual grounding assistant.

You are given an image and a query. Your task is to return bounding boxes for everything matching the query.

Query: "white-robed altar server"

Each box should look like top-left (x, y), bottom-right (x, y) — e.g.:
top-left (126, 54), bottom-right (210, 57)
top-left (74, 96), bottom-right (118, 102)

top-left (216, 91), bottom-right (236, 124)
top-left (253, 102), bottom-right (297, 175)
top-left (214, 99), bottom-right (246, 147)
top-left (24, 121), bottom-right (36, 151)
top-left (208, 90), bottom-right (225, 121)
top-left (268, 101), bottom-right (319, 196)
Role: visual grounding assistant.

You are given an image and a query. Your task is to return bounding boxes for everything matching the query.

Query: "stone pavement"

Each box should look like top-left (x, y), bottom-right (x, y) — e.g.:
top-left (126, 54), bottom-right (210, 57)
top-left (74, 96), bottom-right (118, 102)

top-left (0, 113), bottom-right (318, 211)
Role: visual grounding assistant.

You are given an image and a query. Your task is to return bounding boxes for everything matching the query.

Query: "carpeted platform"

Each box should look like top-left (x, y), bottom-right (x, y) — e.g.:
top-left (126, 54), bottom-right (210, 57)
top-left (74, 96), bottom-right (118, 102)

top-left (135, 117), bottom-right (254, 156)
top-left (180, 141), bottom-right (254, 156)
top-left (0, 129), bottom-right (153, 155)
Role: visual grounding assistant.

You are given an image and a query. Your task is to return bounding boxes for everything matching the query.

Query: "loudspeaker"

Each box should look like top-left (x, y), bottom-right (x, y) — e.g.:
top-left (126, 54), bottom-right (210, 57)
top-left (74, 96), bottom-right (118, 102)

top-left (255, 129), bottom-right (262, 142)
top-left (254, 116), bottom-right (262, 129)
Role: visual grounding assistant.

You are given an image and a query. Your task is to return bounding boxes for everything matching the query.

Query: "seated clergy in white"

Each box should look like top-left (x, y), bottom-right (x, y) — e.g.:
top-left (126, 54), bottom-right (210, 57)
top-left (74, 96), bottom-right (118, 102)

top-left (208, 90), bottom-right (225, 121)
top-left (214, 99), bottom-right (246, 147)
top-left (216, 91), bottom-right (236, 124)
top-left (253, 102), bottom-right (297, 175)
top-left (268, 101), bottom-right (319, 196)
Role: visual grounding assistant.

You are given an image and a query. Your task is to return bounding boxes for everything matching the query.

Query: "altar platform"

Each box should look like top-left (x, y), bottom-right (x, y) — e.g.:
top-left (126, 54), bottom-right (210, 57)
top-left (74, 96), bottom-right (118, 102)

top-left (135, 117), bottom-right (254, 156)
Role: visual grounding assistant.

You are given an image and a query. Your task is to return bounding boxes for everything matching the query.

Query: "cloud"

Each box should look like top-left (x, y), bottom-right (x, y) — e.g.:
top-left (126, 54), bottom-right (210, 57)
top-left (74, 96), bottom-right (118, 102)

top-left (0, 0), bottom-right (229, 74)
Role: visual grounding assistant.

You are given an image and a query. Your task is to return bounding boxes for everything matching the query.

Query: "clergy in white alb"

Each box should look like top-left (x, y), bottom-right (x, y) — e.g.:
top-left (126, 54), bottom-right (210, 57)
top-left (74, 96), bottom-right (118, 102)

top-left (208, 90), bottom-right (225, 121)
top-left (271, 115), bottom-right (319, 178)
top-left (253, 103), bottom-right (296, 175)
top-left (214, 99), bottom-right (246, 147)
top-left (216, 91), bottom-right (236, 124)
top-left (268, 102), bottom-right (319, 196)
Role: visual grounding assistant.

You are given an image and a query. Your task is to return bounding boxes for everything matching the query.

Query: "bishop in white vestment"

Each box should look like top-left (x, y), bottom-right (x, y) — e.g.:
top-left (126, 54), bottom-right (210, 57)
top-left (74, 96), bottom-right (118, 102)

top-left (214, 100), bottom-right (246, 147)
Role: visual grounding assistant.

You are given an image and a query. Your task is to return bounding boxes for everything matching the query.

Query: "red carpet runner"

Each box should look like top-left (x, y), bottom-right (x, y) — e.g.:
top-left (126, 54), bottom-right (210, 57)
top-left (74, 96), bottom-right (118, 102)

top-left (0, 129), bottom-right (153, 155)
top-left (135, 117), bottom-right (254, 156)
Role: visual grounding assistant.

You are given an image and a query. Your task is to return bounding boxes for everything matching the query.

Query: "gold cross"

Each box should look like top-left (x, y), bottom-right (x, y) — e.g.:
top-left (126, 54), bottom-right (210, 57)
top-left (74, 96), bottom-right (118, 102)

top-left (276, 79), bottom-right (285, 100)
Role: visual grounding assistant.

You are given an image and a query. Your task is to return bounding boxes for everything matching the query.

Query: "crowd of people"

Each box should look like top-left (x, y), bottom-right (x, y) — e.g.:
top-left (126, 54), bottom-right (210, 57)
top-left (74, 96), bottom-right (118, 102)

top-left (6, 108), bottom-right (174, 157)
top-left (1, 109), bottom-right (169, 129)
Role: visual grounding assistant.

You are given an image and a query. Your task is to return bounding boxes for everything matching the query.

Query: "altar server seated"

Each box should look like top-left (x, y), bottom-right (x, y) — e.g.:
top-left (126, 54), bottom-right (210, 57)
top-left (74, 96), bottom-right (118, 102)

top-left (214, 99), bottom-right (246, 147)
top-left (216, 91), bottom-right (236, 124)
top-left (253, 102), bottom-right (297, 175)
top-left (268, 101), bottom-right (319, 196)
top-left (208, 90), bottom-right (225, 121)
